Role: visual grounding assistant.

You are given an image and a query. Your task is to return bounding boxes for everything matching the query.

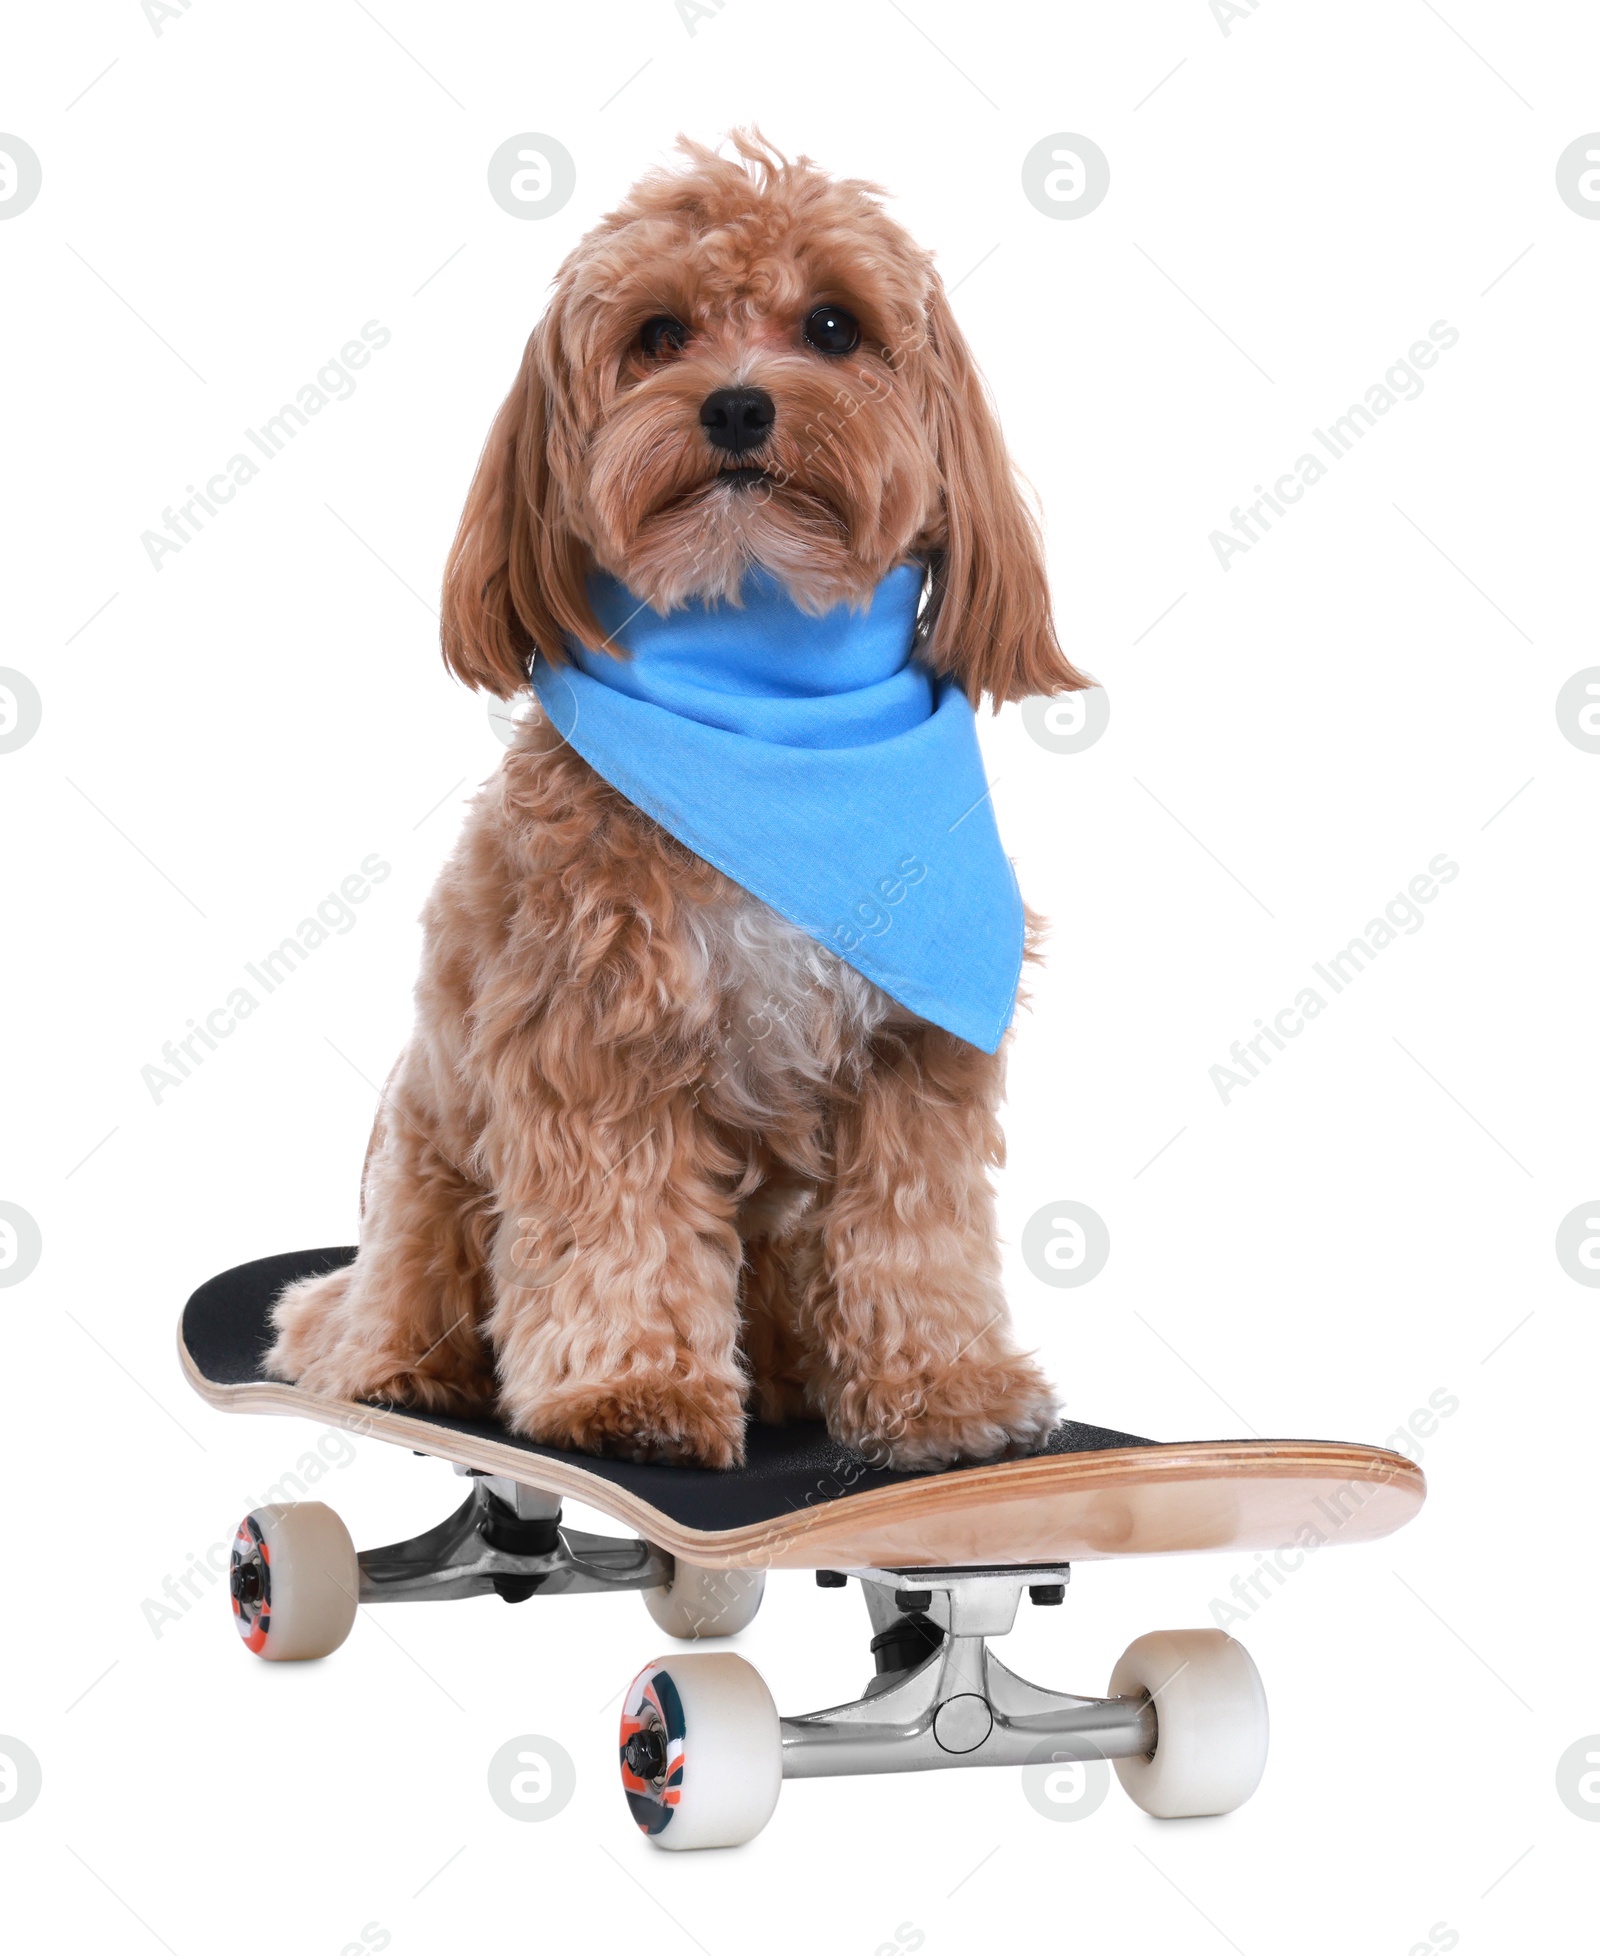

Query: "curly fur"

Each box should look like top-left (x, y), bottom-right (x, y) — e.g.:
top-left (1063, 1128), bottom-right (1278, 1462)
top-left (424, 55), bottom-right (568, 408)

top-left (267, 131), bottom-right (1088, 1468)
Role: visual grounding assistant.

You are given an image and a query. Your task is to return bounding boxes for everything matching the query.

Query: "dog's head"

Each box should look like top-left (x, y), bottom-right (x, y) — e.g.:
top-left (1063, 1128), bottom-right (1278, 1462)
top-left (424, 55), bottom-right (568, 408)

top-left (443, 131), bottom-right (1086, 707)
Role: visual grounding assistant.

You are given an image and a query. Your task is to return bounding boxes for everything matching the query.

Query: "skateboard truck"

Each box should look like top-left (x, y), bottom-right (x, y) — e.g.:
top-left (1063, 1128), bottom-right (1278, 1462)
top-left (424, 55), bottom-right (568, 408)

top-left (777, 1566), bottom-right (1156, 1780)
top-left (618, 1561), bottom-right (1274, 1850)
top-left (356, 1473), bottom-right (669, 1606)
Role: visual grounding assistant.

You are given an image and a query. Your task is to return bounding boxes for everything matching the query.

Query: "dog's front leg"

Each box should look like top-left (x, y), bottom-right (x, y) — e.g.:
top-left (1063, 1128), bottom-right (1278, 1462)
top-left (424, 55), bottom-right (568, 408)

top-left (808, 1025), bottom-right (1058, 1468)
top-left (483, 1088), bottom-right (749, 1468)
top-left (265, 1040), bottom-right (497, 1410)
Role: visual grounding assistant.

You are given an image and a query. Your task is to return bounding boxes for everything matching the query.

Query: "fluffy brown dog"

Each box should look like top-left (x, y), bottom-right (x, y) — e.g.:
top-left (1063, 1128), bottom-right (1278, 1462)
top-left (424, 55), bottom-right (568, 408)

top-left (267, 132), bottom-right (1087, 1469)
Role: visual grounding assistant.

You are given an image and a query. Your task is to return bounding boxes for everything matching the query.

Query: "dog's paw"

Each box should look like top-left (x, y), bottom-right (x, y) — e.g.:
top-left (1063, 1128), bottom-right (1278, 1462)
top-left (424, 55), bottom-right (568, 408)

top-left (264, 1267), bottom-right (354, 1382)
top-left (831, 1355), bottom-right (1060, 1471)
top-left (292, 1347), bottom-right (495, 1415)
top-left (267, 1267), bottom-right (492, 1411)
top-left (503, 1377), bottom-right (748, 1470)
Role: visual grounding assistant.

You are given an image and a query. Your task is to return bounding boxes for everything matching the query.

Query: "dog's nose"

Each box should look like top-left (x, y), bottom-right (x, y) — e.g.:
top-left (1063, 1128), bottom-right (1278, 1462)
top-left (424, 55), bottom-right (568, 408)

top-left (699, 386), bottom-right (775, 455)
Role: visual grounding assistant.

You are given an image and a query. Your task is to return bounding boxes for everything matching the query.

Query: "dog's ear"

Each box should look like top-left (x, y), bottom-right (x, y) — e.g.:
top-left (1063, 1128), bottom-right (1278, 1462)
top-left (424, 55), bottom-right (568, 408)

top-left (915, 275), bottom-right (1090, 708)
top-left (440, 325), bottom-right (596, 699)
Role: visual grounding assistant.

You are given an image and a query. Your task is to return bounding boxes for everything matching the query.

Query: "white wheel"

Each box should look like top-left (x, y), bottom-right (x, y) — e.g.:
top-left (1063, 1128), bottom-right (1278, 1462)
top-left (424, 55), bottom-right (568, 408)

top-left (1109, 1629), bottom-right (1268, 1817)
top-left (642, 1560), bottom-right (765, 1638)
top-left (229, 1502), bottom-right (359, 1661)
top-left (619, 1652), bottom-right (782, 1849)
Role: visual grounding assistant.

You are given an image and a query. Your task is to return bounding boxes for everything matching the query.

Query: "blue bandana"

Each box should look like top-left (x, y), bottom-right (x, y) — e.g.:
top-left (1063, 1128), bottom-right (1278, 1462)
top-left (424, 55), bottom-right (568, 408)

top-left (529, 562), bottom-right (1022, 1052)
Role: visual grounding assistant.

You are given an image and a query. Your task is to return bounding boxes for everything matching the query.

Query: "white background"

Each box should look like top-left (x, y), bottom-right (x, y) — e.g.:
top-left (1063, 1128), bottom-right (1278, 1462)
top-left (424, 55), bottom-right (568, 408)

top-left (2, 2), bottom-right (1597, 1950)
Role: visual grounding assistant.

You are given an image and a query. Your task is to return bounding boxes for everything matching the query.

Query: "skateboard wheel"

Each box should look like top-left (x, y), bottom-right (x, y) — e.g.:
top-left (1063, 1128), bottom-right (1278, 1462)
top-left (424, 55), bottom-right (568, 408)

top-left (229, 1502), bottom-right (359, 1661)
top-left (1108, 1629), bottom-right (1268, 1818)
top-left (619, 1652), bottom-right (781, 1850)
top-left (642, 1561), bottom-right (764, 1639)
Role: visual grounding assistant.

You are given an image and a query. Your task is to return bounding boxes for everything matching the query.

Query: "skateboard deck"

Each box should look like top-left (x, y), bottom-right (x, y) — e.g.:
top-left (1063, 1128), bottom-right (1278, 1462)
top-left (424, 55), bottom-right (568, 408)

top-left (181, 1247), bottom-right (1426, 1571)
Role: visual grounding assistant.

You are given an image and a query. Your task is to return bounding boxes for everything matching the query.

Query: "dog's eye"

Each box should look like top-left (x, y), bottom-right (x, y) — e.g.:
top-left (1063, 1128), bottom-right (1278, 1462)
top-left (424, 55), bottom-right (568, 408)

top-left (803, 305), bottom-right (860, 356)
top-left (639, 315), bottom-right (688, 358)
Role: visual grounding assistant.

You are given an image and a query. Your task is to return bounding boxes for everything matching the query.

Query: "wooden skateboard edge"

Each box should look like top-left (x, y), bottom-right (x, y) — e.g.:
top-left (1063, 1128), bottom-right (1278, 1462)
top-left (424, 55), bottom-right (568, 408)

top-left (178, 1325), bottom-right (1428, 1571)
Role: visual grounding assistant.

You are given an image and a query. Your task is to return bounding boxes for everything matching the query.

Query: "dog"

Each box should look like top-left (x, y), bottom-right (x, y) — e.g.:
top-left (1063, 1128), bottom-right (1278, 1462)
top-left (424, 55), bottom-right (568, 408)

top-left (266, 131), bottom-right (1089, 1471)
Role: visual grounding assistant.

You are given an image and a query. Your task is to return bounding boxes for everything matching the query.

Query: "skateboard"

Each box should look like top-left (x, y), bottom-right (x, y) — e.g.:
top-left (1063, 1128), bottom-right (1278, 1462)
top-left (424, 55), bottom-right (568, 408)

top-left (182, 1246), bottom-right (1426, 1849)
